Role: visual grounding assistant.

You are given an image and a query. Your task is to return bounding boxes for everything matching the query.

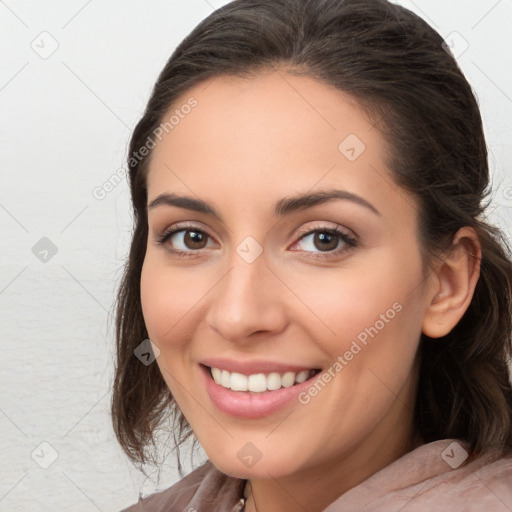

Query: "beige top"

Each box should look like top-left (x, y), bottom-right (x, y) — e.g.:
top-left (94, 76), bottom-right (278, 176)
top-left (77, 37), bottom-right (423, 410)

top-left (120, 438), bottom-right (512, 511)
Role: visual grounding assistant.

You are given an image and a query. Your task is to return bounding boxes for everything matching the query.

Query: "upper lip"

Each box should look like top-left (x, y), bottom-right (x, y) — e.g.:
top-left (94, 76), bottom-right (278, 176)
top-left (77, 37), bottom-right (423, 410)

top-left (200, 357), bottom-right (319, 376)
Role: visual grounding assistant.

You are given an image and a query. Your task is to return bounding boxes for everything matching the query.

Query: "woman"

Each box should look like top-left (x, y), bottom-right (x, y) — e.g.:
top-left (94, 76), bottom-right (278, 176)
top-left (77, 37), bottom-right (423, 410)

top-left (112, 0), bottom-right (512, 510)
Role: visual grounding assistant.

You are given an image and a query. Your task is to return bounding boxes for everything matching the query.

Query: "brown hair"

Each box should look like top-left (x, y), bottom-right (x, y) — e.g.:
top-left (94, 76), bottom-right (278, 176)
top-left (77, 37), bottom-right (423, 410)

top-left (111, 0), bottom-right (512, 472)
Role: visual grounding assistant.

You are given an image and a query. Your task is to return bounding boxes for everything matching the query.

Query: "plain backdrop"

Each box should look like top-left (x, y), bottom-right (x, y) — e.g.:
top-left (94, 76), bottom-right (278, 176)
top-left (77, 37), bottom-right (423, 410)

top-left (1, 1), bottom-right (511, 511)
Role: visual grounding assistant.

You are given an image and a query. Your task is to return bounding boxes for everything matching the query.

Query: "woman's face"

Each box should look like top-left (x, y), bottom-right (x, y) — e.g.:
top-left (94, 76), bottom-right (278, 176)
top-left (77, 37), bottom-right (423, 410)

top-left (141, 70), bottom-right (430, 480)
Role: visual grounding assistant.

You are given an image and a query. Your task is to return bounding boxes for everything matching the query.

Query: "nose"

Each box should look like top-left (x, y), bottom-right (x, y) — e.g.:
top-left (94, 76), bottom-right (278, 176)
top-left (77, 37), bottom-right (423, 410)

top-left (205, 255), bottom-right (288, 343)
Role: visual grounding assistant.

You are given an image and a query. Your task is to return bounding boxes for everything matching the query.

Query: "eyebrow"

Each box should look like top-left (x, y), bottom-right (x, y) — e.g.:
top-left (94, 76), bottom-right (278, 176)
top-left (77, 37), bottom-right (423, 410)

top-left (147, 189), bottom-right (381, 219)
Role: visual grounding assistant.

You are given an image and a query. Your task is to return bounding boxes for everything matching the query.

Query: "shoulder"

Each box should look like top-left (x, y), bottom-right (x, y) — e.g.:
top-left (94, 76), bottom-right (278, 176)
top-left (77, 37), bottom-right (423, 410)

top-left (119, 459), bottom-right (246, 512)
top-left (376, 441), bottom-right (512, 511)
top-left (422, 446), bottom-right (512, 509)
top-left (326, 440), bottom-right (512, 512)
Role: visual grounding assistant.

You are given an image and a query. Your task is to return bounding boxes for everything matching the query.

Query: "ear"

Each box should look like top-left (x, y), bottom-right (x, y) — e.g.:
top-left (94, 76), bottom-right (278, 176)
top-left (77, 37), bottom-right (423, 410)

top-left (422, 227), bottom-right (481, 338)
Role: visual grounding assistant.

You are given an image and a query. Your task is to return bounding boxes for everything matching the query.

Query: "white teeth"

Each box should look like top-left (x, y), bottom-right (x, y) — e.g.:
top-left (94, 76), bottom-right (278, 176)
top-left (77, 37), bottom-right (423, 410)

top-left (266, 372), bottom-right (282, 390)
top-left (221, 369), bottom-right (231, 388)
top-left (295, 370), bottom-right (309, 384)
top-left (281, 372), bottom-right (295, 388)
top-left (211, 367), bottom-right (222, 383)
top-left (230, 372), bottom-right (248, 391)
top-left (210, 367), bottom-right (316, 393)
top-left (248, 373), bottom-right (267, 393)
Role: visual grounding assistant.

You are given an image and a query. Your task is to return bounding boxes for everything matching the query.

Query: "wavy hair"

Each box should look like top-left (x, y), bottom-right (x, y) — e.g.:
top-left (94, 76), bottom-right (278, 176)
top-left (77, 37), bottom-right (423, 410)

top-left (111, 0), bottom-right (512, 472)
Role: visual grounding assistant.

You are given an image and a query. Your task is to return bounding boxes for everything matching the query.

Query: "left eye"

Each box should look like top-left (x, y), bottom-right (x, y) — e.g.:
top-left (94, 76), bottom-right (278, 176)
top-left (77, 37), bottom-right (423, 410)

top-left (292, 229), bottom-right (357, 255)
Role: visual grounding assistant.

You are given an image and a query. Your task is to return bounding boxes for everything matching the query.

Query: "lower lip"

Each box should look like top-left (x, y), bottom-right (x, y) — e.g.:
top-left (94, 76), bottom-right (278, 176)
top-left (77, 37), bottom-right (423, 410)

top-left (200, 364), bottom-right (321, 419)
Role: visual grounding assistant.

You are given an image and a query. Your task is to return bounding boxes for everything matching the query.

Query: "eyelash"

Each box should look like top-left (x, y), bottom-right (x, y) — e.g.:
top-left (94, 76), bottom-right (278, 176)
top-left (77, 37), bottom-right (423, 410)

top-left (155, 222), bottom-right (358, 260)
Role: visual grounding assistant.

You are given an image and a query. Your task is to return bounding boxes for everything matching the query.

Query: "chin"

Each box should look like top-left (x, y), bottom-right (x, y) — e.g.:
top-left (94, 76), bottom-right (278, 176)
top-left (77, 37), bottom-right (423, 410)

top-left (206, 446), bottom-right (304, 480)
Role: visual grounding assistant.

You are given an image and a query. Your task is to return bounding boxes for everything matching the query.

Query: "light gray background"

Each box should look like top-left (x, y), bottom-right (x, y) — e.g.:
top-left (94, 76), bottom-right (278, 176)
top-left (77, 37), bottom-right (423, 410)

top-left (1, 1), bottom-right (511, 511)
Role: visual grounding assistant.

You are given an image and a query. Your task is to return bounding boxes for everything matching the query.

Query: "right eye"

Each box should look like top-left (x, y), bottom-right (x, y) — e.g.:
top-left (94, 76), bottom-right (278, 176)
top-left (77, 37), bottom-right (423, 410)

top-left (156, 224), bottom-right (217, 256)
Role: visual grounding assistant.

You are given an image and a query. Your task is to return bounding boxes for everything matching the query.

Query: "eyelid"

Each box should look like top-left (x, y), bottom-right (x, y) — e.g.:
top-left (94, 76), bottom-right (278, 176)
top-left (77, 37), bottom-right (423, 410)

top-left (154, 221), bottom-right (218, 247)
top-left (288, 223), bottom-right (358, 257)
top-left (156, 220), bottom-right (358, 259)
top-left (293, 221), bottom-right (357, 241)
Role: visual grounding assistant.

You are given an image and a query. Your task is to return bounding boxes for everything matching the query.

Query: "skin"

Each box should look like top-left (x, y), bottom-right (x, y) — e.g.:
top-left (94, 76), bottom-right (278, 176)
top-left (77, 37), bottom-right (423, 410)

top-left (140, 69), bottom-right (481, 512)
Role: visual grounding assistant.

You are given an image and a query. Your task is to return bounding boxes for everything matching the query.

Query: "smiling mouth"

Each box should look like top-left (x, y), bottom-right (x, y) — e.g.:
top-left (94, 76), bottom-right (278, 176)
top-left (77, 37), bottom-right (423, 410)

top-left (203, 365), bottom-right (322, 393)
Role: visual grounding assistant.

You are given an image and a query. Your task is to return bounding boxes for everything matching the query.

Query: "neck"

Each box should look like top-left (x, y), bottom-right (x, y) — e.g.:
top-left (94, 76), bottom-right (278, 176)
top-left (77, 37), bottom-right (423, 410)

top-left (243, 387), bottom-right (421, 512)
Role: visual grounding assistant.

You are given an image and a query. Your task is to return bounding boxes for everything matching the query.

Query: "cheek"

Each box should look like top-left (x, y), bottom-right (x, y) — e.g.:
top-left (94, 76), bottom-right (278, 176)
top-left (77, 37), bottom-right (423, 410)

top-left (140, 255), bottom-right (206, 346)
top-left (140, 256), bottom-right (205, 403)
top-left (283, 249), bottom-right (424, 371)
top-left (286, 261), bottom-right (408, 343)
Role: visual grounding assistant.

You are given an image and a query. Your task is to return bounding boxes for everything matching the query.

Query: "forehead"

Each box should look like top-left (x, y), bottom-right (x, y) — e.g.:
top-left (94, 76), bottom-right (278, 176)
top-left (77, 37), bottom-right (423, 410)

top-left (146, 70), bottom-right (413, 224)
top-left (149, 70), bottom-right (378, 165)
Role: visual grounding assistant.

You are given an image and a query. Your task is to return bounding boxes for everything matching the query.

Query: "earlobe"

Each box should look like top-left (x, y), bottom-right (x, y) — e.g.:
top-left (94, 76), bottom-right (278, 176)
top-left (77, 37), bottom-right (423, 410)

top-left (422, 227), bottom-right (481, 339)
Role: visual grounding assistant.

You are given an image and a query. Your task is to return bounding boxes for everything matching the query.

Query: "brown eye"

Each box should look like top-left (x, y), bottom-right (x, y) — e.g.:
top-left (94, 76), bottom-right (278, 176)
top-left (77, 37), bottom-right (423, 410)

top-left (157, 227), bottom-right (215, 254)
top-left (183, 230), bottom-right (208, 249)
top-left (313, 232), bottom-right (339, 251)
top-left (291, 226), bottom-right (357, 260)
